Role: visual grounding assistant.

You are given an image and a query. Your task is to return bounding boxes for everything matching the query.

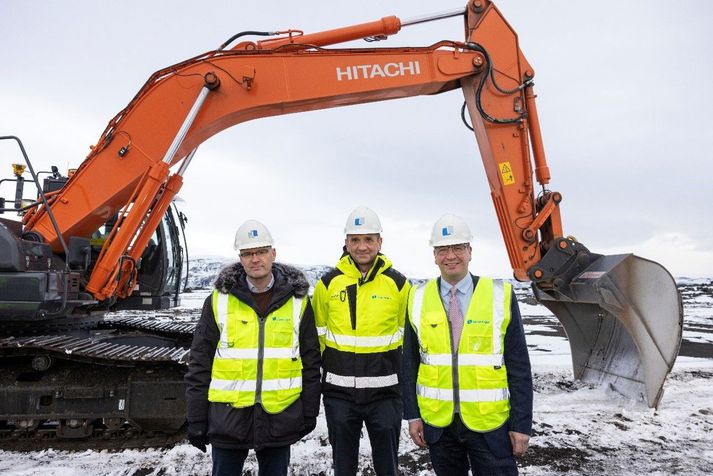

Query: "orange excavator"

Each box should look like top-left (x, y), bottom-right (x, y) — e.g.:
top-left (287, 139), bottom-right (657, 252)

top-left (0, 0), bottom-right (681, 447)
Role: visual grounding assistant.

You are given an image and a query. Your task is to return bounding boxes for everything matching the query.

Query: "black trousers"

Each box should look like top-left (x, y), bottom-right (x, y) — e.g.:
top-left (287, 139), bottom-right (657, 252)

top-left (428, 416), bottom-right (517, 476)
top-left (323, 396), bottom-right (403, 476)
top-left (211, 445), bottom-right (290, 476)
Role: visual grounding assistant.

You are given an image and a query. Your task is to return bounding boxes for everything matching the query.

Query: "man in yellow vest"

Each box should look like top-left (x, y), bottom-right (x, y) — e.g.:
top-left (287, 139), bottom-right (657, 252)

top-left (312, 206), bottom-right (410, 475)
top-left (402, 214), bottom-right (533, 475)
top-left (185, 219), bottom-right (321, 476)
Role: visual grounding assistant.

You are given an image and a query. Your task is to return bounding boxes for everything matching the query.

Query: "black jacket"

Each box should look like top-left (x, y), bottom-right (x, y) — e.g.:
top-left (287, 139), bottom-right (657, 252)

top-left (184, 262), bottom-right (321, 450)
top-left (401, 274), bottom-right (533, 458)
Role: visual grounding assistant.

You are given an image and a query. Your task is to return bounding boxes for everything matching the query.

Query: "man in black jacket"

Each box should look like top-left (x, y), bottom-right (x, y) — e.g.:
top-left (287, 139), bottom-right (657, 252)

top-left (185, 219), bottom-right (321, 476)
top-left (312, 206), bottom-right (410, 476)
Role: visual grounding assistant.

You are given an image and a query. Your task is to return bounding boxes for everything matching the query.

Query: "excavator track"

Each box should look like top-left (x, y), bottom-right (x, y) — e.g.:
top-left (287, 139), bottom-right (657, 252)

top-left (0, 324), bottom-right (195, 450)
top-left (99, 316), bottom-right (197, 341)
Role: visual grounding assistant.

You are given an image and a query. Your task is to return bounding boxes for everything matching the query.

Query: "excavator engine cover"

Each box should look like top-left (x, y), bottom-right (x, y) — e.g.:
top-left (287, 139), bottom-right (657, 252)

top-left (530, 238), bottom-right (683, 407)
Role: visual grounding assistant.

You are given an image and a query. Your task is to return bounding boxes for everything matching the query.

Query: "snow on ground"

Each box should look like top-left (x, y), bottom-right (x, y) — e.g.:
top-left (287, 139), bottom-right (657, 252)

top-left (1, 278), bottom-right (711, 475)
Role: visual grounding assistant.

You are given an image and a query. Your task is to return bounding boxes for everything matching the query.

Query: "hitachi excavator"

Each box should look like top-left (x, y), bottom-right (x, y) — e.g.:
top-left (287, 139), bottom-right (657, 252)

top-left (0, 0), bottom-right (682, 448)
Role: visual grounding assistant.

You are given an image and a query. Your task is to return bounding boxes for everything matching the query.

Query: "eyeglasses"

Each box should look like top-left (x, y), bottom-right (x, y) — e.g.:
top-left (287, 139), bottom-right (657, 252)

top-left (435, 244), bottom-right (470, 258)
top-left (239, 247), bottom-right (272, 259)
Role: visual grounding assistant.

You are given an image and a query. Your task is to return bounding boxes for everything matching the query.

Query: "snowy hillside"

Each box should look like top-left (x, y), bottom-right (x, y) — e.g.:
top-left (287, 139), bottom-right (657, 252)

top-left (184, 256), bottom-right (335, 292)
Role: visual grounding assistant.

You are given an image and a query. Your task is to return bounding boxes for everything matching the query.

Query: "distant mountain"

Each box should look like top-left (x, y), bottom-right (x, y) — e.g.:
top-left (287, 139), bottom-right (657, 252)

top-left (185, 256), bottom-right (335, 292)
top-left (184, 256), bottom-right (234, 290)
top-left (186, 256), bottom-right (711, 298)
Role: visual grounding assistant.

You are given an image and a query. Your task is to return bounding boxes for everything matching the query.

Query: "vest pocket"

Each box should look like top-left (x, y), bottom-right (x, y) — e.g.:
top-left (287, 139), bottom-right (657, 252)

top-left (474, 365), bottom-right (506, 382)
top-left (466, 336), bottom-right (486, 353)
top-left (214, 357), bottom-right (243, 381)
top-left (473, 366), bottom-right (509, 414)
top-left (424, 312), bottom-right (447, 327)
top-left (417, 365), bottom-right (443, 415)
top-left (271, 329), bottom-right (293, 347)
top-left (277, 359), bottom-right (303, 381)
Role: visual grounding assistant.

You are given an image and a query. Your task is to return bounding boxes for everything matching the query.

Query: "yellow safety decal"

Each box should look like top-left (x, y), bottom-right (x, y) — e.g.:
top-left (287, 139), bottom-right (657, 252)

top-left (499, 162), bottom-right (515, 185)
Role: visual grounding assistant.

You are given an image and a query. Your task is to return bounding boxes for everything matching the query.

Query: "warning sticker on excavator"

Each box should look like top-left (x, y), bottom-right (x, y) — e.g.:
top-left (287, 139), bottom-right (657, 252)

top-left (499, 162), bottom-right (515, 185)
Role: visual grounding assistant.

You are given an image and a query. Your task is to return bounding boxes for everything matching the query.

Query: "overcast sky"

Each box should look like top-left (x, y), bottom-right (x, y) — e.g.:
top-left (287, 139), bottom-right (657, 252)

top-left (2, 0), bottom-right (712, 279)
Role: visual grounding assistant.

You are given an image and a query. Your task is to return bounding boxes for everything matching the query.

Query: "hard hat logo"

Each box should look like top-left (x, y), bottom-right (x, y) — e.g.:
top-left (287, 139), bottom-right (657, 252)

top-left (354, 217), bottom-right (364, 226)
top-left (442, 226), bottom-right (453, 237)
top-left (248, 229), bottom-right (259, 238)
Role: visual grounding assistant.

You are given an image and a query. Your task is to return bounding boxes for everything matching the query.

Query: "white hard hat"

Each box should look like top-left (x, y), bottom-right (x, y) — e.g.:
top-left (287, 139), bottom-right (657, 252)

top-left (344, 206), bottom-right (383, 235)
top-left (233, 219), bottom-right (274, 251)
top-left (429, 214), bottom-right (473, 247)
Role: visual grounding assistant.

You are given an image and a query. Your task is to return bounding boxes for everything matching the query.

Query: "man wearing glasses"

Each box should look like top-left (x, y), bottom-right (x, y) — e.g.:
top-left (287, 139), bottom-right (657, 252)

top-left (402, 214), bottom-right (532, 476)
top-left (312, 206), bottom-right (410, 475)
top-left (185, 219), bottom-right (321, 476)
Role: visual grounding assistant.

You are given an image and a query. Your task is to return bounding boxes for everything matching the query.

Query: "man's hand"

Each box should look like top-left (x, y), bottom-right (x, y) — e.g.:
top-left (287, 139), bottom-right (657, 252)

top-left (408, 419), bottom-right (427, 448)
top-left (509, 431), bottom-right (530, 457)
top-left (187, 421), bottom-right (209, 453)
top-left (300, 416), bottom-right (317, 438)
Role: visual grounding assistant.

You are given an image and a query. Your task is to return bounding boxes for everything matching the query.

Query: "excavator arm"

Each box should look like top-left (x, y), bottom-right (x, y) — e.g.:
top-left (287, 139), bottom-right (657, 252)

top-left (21, 0), bottom-right (681, 407)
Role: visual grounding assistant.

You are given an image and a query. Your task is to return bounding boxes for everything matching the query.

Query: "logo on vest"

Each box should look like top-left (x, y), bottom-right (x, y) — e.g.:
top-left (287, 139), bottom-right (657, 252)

top-left (466, 319), bottom-right (490, 325)
top-left (371, 294), bottom-right (392, 300)
top-left (339, 289), bottom-right (347, 302)
top-left (272, 316), bottom-right (290, 322)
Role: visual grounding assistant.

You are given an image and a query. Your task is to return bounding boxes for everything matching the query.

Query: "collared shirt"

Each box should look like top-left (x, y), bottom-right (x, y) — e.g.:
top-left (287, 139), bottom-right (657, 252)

top-left (439, 273), bottom-right (474, 316)
top-left (246, 273), bottom-right (275, 293)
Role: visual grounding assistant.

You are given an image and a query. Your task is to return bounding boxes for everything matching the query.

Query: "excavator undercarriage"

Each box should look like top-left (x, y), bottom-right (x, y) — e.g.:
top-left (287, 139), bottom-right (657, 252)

top-left (0, 335), bottom-right (189, 450)
top-left (0, 142), bottom-right (192, 448)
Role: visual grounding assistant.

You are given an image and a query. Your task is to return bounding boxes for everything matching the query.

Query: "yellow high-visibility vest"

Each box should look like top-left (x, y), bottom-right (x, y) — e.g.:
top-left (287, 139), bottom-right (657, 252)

top-left (208, 290), bottom-right (306, 414)
top-left (409, 277), bottom-right (512, 431)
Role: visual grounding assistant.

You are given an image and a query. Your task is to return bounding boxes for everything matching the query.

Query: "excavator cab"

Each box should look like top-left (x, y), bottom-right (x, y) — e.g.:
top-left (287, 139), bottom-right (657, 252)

top-left (110, 202), bottom-right (187, 311)
top-left (0, 144), bottom-right (188, 328)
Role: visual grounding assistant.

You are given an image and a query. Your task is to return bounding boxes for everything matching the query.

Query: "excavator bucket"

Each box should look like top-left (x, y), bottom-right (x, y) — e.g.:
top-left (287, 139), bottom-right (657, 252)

top-left (531, 241), bottom-right (683, 408)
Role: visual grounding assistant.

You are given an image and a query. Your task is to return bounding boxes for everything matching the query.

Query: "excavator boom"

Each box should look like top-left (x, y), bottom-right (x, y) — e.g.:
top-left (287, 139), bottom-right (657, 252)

top-left (15, 0), bottom-right (681, 408)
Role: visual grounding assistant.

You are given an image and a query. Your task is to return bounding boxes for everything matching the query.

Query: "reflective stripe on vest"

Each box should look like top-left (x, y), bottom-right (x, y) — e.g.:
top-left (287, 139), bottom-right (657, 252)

top-left (416, 385), bottom-right (509, 402)
top-left (325, 372), bottom-right (399, 388)
top-left (208, 291), bottom-right (305, 414)
top-left (409, 277), bottom-right (512, 432)
top-left (325, 328), bottom-right (403, 349)
top-left (420, 353), bottom-right (504, 366)
top-left (210, 376), bottom-right (303, 392)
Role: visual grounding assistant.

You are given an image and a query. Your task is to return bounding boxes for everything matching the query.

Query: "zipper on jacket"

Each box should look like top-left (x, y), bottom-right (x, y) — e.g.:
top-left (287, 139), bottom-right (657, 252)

top-left (350, 256), bottom-right (385, 329)
top-left (346, 284), bottom-right (358, 330)
top-left (255, 316), bottom-right (266, 404)
top-left (451, 328), bottom-right (461, 415)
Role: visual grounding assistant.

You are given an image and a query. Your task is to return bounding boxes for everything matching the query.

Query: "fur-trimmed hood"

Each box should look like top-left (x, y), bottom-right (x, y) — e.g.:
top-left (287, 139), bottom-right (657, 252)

top-left (213, 262), bottom-right (309, 298)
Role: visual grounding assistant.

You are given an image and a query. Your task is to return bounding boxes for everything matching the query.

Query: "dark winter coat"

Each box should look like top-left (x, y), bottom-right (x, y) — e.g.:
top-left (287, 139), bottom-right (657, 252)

top-left (184, 262), bottom-right (321, 450)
